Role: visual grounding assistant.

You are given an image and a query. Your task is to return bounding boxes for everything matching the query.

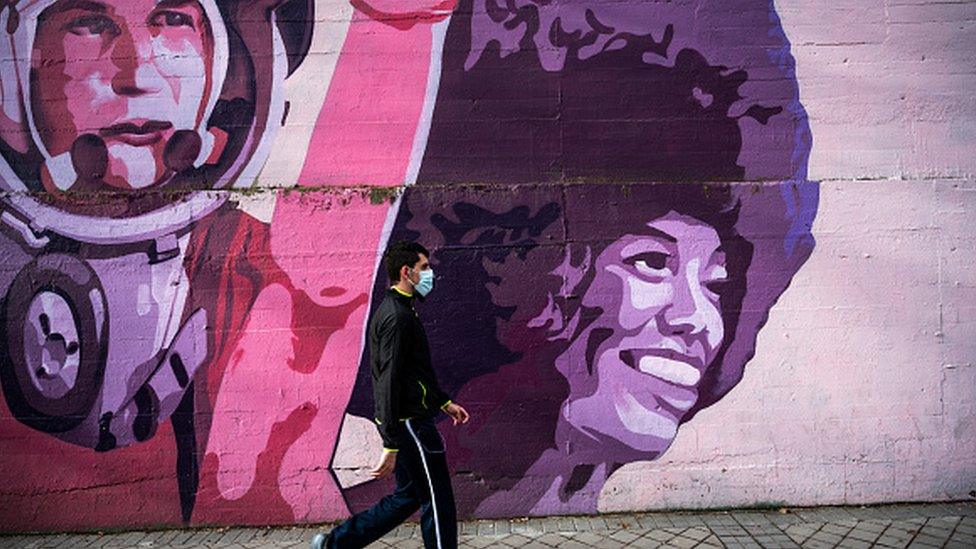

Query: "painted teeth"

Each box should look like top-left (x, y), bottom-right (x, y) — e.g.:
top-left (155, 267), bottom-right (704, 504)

top-left (637, 355), bottom-right (701, 386)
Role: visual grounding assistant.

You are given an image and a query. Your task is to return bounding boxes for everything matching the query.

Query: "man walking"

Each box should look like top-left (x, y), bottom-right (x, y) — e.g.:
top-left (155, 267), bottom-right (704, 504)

top-left (313, 241), bottom-right (470, 549)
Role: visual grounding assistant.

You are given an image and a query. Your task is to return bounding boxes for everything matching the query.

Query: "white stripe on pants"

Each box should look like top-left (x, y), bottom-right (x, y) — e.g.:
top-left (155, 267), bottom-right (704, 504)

top-left (405, 419), bottom-right (442, 549)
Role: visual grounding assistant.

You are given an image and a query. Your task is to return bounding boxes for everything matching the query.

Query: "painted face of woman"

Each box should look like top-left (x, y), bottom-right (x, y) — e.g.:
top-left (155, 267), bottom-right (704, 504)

top-left (559, 211), bottom-right (728, 459)
top-left (31, 0), bottom-right (213, 191)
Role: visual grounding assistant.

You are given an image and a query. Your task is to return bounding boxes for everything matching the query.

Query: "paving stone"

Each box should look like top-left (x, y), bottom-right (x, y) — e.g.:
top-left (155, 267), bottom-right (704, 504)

top-left (651, 516), bottom-right (676, 528)
top-left (604, 515), bottom-right (632, 530)
top-left (527, 519), bottom-right (549, 534)
top-left (385, 539), bottom-right (423, 549)
top-left (496, 533), bottom-right (531, 547)
top-left (664, 535), bottom-right (698, 548)
top-left (955, 522), bottom-right (976, 535)
top-left (633, 515), bottom-right (658, 530)
top-left (646, 529), bottom-right (678, 542)
top-left (12, 537), bottom-right (40, 549)
top-left (532, 532), bottom-right (568, 547)
top-left (808, 530), bottom-right (843, 545)
top-left (608, 529), bottom-right (641, 544)
top-left (769, 514), bottom-right (805, 528)
top-left (553, 517), bottom-right (574, 531)
top-left (570, 532), bottom-right (605, 545)
top-left (785, 532), bottom-right (810, 544)
top-left (767, 534), bottom-right (801, 548)
top-left (135, 530), bottom-right (165, 545)
top-left (628, 537), bottom-right (663, 549)
top-left (914, 532), bottom-right (950, 545)
top-left (845, 526), bottom-right (882, 542)
top-left (700, 534), bottom-right (723, 547)
top-left (875, 530), bottom-right (915, 545)
top-left (556, 539), bottom-right (592, 549)
top-left (734, 512), bottom-right (770, 525)
top-left (918, 525), bottom-right (952, 538)
top-left (668, 515), bottom-right (696, 528)
top-left (906, 539), bottom-right (941, 548)
top-left (713, 524), bottom-right (751, 536)
top-left (951, 532), bottom-right (976, 545)
top-left (745, 523), bottom-right (783, 536)
top-left (463, 536), bottom-right (497, 548)
top-left (930, 515), bottom-right (961, 527)
top-left (801, 540), bottom-right (837, 549)
top-left (836, 538), bottom-right (873, 549)
top-left (67, 534), bottom-right (101, 548)
top-left (561, 517), bottom-right (585, 532)
top-left (821, 523), bottom-right (853, 536)
top-left (784, 524), bottom-right (817, 537)
top-left (586, 517), bottom-right (608, 531)
top-left (703, 513), bottom-right (739, 527)
top-left (915, 534), bottom-right (949, 546)
top-left (682, 527), bottom-right (710, 541)
top-left (855, 520), bottom-right (889, 534)
top-left (724, 537), bottom-right (762, 549)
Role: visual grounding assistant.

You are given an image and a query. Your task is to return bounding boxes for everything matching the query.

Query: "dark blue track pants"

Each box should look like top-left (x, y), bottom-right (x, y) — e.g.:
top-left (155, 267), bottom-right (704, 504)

top-left (328, 418), bottom-right (457, 549)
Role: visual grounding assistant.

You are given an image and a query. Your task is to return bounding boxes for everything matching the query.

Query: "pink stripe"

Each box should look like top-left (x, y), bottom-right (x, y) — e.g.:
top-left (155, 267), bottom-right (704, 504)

top-left (296, 15), bottom-right (434, 187)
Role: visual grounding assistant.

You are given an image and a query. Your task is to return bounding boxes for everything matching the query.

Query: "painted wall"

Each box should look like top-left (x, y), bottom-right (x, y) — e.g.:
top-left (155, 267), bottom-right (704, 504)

top-left (0, 0), bottom-right (972, 532)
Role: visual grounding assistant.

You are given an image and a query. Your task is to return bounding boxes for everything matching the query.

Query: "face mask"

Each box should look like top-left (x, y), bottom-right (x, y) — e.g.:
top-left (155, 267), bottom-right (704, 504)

top-left (414, 268), bottom-right (435, 297)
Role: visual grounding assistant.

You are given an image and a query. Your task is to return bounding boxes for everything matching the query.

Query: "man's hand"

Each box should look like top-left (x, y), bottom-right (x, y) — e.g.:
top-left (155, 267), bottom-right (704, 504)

top-left (370, 449), bottom-right (396, 478)
top-left (443, 402), bottom-right (470, 426)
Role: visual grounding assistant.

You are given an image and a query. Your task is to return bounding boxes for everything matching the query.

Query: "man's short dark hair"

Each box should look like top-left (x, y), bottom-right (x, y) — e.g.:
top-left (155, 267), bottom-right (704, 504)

top-left (385, 241), bottom-right (430, 283)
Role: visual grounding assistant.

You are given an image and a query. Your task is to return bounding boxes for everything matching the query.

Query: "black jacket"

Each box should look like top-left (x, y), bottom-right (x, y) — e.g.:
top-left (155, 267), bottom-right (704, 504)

top-left (370, 288), bottom-right (450, 450)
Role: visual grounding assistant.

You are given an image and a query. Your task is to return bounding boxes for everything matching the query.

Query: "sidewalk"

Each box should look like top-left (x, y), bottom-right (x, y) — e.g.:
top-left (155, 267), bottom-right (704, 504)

top-left (2, 502), bottom-right (973, 548)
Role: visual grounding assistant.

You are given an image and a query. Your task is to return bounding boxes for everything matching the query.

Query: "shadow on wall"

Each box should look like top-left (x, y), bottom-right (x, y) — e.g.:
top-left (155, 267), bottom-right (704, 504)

top-left (338, 0), bottom-right (819, 518)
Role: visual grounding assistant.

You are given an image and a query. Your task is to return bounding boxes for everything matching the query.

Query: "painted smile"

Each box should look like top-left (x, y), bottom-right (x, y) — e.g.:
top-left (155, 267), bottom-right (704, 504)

top-left (620, 348), bottom-right (705, 385)
top-left (618, 347), bottom-right (706, 416)
top-left (99, 120), bottom-right (173, 146)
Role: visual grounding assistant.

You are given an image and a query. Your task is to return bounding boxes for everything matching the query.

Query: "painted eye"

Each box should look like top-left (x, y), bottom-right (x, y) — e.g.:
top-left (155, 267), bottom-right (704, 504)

top-left (151, 11), bottom-right (195, 29)
top-left (623, 251), bottom-right (669, 277)
top-left (66, 15), bottom-right (119, 37)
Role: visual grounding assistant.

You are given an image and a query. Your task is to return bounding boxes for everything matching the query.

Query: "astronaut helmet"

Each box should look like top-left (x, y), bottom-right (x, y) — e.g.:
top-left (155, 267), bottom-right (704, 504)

top-left (0, 0), bottom-right (312, 450)
top-left (0, 0), bottom-right (311, 244)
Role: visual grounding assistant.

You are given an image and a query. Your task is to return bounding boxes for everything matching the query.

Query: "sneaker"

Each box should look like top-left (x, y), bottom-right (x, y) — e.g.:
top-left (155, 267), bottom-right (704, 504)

top-left (310, 533), bottom-right (326, 549)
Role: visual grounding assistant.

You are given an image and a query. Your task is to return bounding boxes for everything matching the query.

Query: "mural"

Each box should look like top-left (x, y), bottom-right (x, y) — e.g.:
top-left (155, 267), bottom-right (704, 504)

top-left (340, 0), bottom-right (816, 517)
top-left (0, 0), bottom-right (818, 531)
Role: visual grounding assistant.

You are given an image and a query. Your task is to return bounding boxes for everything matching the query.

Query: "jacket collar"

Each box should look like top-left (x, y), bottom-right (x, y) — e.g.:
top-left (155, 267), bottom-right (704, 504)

top-left (389, 286), bottom-right (415, 306)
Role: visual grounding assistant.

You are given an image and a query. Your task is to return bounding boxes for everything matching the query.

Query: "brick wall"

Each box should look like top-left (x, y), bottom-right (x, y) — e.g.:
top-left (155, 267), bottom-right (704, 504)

top-left (0, 0), bottom-right (972, 532)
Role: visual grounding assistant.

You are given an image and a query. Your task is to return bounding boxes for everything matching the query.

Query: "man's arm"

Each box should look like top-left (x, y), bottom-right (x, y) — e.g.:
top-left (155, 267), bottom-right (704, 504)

top-left (374, 315), bottom-right (405, 452)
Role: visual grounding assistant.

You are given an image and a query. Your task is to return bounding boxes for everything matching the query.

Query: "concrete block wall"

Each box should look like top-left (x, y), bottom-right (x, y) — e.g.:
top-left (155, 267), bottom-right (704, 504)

top-left (0, 0), bottom-right (972, 532)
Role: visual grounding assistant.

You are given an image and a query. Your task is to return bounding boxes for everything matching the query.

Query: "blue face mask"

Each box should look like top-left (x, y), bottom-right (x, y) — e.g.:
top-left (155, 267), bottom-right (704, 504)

top-left (414, 268), bottom-right (434, 297)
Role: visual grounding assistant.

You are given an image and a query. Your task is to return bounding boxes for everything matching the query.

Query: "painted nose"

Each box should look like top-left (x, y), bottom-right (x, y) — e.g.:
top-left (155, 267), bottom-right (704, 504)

top-left (659, 266), bottom-right (710, 338)
top-left (111, 29), bottom-right (163, 96)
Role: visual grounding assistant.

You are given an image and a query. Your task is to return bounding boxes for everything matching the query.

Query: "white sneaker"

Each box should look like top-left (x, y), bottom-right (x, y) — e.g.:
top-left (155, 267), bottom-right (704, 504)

top-left (310, 533), bottom-right (326, 549)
